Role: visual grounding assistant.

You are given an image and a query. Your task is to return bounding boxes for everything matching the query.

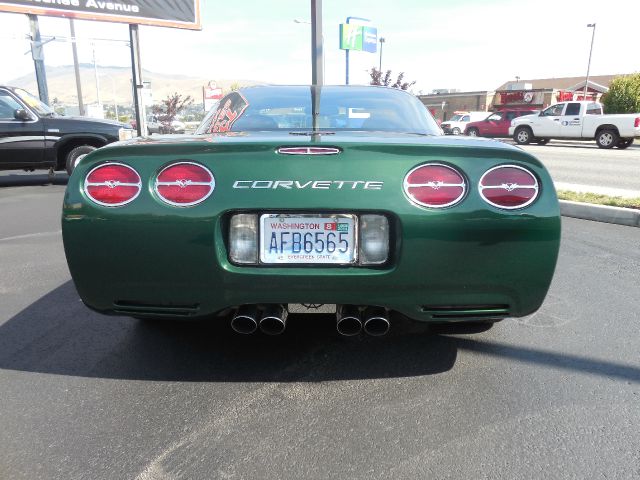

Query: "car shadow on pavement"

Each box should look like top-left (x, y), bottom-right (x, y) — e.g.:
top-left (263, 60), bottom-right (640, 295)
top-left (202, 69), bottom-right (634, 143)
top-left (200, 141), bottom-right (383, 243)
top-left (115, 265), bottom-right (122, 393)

top-left (2, 281), bottom-right (639, 384)
top-left (0, 172), bottom-right (68, 187)
top-left (0, 281), bottom-right (459, 382)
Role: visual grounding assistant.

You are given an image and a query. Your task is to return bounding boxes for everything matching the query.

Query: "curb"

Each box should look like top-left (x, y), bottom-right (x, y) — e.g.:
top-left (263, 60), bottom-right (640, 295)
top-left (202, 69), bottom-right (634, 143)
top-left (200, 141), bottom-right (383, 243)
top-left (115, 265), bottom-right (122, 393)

top-left (560, 200), bottom-right (640, 228)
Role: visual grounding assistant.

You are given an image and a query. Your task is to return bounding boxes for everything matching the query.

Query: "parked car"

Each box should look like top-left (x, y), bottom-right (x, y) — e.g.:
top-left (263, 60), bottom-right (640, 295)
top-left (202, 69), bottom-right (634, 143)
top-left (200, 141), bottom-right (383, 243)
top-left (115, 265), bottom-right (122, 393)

top-left (465, 109), bottom-right (539, 138)
top-left (62, 85), bottom-right (560, 337)
top-left (146, 115), bottom-right (162, 134)
top-left (509, 101), bottom-right (640, 148)
top-left (146, 115), bottom-right (186, 135)
top-left (0, 86), bottom-right (133, 174)
top-left (441, 111), bottom-right (489, 135)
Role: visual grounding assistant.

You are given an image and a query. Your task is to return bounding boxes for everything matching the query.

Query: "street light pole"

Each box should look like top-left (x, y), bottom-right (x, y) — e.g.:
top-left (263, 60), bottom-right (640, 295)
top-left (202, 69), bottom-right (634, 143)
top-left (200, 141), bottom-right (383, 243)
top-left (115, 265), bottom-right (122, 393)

top-left (69, 19), bottom-right (85, 116)
top-left (92, 43), bottom-right (101, 108)
top-left (379, 37), bottom-right (385, 71)
top-left (584, 23), bottom-right (596, 100)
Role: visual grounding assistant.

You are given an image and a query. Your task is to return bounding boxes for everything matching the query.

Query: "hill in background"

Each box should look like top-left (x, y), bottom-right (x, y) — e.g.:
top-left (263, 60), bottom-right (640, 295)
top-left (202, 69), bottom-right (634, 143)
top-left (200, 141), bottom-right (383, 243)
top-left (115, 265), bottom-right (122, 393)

top-left (6, 64), bottom-right (259, 106)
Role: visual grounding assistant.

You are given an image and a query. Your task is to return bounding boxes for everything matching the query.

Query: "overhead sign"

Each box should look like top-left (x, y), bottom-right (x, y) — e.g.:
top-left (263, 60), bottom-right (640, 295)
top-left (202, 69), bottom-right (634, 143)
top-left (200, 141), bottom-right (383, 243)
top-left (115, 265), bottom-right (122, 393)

top-left (340, 23), bottom-right (377, 53)
top-left (497, 90), bottom-right (544, 105)
top-left (0, 0), bottom-right (201, 30)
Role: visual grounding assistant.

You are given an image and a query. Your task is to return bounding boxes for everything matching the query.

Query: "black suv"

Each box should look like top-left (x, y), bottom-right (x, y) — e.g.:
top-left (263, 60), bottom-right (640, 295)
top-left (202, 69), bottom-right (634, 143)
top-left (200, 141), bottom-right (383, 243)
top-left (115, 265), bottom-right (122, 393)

top-left (0, 86), bottom-right (133, 174)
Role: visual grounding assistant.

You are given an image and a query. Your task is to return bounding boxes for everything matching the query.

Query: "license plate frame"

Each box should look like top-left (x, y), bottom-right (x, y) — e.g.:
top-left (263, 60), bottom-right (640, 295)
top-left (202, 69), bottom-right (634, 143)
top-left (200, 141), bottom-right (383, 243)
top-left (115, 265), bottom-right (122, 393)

top-left (259, 213), bottom-right (358, 265)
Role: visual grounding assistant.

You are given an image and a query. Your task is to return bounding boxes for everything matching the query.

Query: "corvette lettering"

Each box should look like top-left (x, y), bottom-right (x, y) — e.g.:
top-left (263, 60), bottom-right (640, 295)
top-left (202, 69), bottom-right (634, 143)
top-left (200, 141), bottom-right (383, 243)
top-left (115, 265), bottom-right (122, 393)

top-left (233, 180), bottom-right (384, 190)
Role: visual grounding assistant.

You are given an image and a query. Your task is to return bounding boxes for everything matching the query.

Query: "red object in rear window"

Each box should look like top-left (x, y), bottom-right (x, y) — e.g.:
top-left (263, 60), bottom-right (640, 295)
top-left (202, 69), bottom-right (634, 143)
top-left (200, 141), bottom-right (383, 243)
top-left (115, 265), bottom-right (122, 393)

top-left (479, 165), bottom-right (539, 209)
top-left (84, 163), bottom-right (141, 207)
top-left (634, 117), bottom-right (640, 128)
top-left (155, 162), bottom-right (215, 206)
top-left (403, 163), bottom-right (466, 208)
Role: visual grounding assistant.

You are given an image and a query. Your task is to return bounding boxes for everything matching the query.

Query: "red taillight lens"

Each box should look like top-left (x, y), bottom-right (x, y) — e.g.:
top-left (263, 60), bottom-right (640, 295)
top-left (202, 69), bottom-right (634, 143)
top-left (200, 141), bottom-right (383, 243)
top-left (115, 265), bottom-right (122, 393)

top-left (479, 165), bottom-right (539, 209)
top-left (155, 162), bottom-right (215, 206)
top-left (84, 163), bottom-right (141, 206)
top-left (403, 163), bottom-right (466, 208)
top-left (634, 117), bottom-right (640, 128)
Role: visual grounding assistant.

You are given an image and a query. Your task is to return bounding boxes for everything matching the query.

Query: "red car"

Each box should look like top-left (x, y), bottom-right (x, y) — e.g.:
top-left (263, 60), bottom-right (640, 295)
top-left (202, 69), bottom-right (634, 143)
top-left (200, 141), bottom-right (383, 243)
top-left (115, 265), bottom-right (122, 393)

top-left (465, 109), bottom-right (538, 138)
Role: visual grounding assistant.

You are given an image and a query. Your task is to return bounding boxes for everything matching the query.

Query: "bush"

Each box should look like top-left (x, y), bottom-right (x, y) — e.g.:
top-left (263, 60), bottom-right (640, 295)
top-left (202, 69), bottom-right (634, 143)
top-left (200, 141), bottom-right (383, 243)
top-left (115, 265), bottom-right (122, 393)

top-left (602, 73), bottom-right (640, 114)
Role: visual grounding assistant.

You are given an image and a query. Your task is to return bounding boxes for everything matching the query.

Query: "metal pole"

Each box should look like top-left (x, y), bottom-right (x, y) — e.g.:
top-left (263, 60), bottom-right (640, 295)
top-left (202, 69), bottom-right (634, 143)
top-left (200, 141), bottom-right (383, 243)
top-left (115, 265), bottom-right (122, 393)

top-left (345, 49), bottom-right (349, 85)
top-left (113, 79), bottom-right (119, 120)
top-left (129, 24), bottom-right (145, 136)
top-left (379, 37), bottom-right (385, 71)
top-left (311, 0), bottom-right (323, 86)
top-left (584, 23), bottom-right (596, 100)
top-left (69, 19), bottom-right (85, 116)
top-left (92, 43), bottom-right (101, 108)
top-left (28, 15), bottom-right (49, 105)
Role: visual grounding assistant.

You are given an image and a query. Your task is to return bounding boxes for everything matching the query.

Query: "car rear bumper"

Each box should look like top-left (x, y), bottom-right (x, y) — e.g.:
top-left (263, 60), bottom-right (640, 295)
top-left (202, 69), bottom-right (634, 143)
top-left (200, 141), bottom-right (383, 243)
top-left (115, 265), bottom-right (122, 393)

top-left (62, 208), bottom-right (561, 322)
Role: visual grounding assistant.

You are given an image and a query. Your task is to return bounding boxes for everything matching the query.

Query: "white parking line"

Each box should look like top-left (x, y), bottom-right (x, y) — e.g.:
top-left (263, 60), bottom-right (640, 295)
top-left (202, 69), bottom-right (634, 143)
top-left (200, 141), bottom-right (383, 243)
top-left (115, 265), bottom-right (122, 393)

top-left (0, 230), bottom-right (62, 242)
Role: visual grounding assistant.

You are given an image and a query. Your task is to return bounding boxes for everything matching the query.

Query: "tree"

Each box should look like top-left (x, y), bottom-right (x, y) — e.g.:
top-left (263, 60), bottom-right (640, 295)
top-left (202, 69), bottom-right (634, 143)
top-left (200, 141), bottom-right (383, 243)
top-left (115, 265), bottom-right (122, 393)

top-left (601, 74), bottom-right (640, 114)
top-left (151, 92), bottom-right (194, 131)
top-left (369, 67), bottom-right (416, 91)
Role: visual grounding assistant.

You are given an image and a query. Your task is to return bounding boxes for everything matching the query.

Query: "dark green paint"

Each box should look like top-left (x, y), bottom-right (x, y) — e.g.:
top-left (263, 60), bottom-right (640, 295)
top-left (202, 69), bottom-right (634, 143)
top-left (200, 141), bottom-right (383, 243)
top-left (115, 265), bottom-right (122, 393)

top-left (62, 132), bottom-right (561, 322)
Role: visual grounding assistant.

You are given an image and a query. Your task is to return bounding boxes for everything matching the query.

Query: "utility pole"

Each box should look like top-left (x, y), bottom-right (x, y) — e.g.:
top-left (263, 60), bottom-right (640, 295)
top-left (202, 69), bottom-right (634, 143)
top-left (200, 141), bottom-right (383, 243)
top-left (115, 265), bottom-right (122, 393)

top-left (28, 14), bottom-right (49, 105)
top-left (129, 24), bottom-right (146, 136)
top-left (69, 19), bottom-right (85, 116)
top-left (584, 23), bottom-right (596, 101)
top-left (379, 37), bottom-right (385, 71)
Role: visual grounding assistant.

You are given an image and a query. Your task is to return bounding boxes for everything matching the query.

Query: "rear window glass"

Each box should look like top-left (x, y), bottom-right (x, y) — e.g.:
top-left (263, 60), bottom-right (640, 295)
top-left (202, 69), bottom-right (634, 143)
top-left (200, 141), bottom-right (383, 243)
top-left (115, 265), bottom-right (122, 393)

top-left (586, 103), bottom-right (602, 115)
top-left (565, 103), bottom-right (581, 116)
top-left (197, 86), bottom-right (440, 135)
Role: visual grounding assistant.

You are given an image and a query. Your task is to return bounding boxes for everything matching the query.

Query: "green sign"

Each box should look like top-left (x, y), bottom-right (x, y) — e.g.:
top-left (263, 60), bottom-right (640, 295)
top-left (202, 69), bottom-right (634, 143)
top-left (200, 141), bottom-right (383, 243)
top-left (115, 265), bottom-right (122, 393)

top-left (340, 24), bottom-right (378, 52)
top-left (340, 24), bottom-right (363, 50)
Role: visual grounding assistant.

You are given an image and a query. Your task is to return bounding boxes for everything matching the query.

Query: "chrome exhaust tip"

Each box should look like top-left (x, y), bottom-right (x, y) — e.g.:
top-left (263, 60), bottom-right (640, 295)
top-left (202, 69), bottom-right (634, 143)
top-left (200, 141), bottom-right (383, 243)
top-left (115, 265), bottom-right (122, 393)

top-left (336, 305), bottom-right (362, 336)
top-left (231, 305), bottom-right (259, 334)
top-left (259, 304), bottom-right (288, 335)
top-left (363, 307), bottom-right (390, 336)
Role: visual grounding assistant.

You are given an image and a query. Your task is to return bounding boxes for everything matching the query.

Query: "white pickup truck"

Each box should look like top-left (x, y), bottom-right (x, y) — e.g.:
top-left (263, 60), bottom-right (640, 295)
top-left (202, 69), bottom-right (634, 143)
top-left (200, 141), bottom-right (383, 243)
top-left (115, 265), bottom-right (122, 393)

top-left (509, 101), bottom-right (640, 149)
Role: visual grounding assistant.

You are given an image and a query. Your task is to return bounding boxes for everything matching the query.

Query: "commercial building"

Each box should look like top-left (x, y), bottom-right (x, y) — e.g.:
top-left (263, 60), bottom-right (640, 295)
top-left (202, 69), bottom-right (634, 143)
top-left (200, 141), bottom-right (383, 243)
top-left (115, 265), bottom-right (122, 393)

top-left (419, 74), bottom-right (625, 122)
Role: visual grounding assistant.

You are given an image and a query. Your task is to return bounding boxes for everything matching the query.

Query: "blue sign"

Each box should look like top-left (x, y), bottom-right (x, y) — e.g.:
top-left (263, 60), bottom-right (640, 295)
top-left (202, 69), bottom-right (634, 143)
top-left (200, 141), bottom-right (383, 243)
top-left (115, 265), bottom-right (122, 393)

top-left (362, 26), bottom-right (378, 53)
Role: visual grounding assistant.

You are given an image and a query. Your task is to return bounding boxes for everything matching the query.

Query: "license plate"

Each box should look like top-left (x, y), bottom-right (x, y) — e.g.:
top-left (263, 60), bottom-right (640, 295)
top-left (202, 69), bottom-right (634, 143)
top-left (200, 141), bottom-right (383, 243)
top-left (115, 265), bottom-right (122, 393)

top-left (260, 214), bottom-right (357, 264)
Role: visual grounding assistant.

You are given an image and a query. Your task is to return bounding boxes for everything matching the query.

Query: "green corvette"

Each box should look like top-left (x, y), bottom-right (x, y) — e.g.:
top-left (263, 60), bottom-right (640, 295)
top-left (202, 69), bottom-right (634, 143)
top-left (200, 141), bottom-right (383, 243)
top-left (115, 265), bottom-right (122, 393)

top-left (62, 85), bottom-right (560, 336)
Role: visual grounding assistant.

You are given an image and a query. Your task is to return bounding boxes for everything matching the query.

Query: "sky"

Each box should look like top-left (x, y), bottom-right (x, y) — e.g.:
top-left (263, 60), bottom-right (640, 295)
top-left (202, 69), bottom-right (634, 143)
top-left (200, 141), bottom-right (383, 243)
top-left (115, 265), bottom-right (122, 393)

top-left (1, 0), bottom-right (639, 95)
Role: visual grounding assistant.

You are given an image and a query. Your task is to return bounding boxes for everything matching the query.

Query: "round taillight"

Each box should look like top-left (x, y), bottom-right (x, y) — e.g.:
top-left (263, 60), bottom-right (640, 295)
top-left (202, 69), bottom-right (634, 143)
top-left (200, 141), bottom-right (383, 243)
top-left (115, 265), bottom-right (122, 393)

top-left (403, 163), bottom-right (466, 208)
top-left (155, 162), bottom-right (215, 206)
top-left (84, 163), bottom-right (141, 207)
top-left (479, 165), bottom-right (539, 209)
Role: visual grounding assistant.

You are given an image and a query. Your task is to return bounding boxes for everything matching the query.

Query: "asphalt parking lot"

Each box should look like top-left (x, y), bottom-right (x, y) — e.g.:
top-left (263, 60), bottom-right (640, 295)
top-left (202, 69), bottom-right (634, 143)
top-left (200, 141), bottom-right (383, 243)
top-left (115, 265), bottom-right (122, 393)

top-left (0, 177), bottom-right (638, 479)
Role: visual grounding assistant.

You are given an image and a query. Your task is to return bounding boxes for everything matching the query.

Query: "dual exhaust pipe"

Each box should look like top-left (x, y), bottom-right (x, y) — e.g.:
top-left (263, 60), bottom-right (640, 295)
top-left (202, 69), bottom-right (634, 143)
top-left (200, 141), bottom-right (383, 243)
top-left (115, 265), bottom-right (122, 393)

top-left (231, 304), bottom-right (390, 337)
top-left (336, 305), bottom-right (390, 337)
top-left (231, 304), bottom-right (288, 335)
